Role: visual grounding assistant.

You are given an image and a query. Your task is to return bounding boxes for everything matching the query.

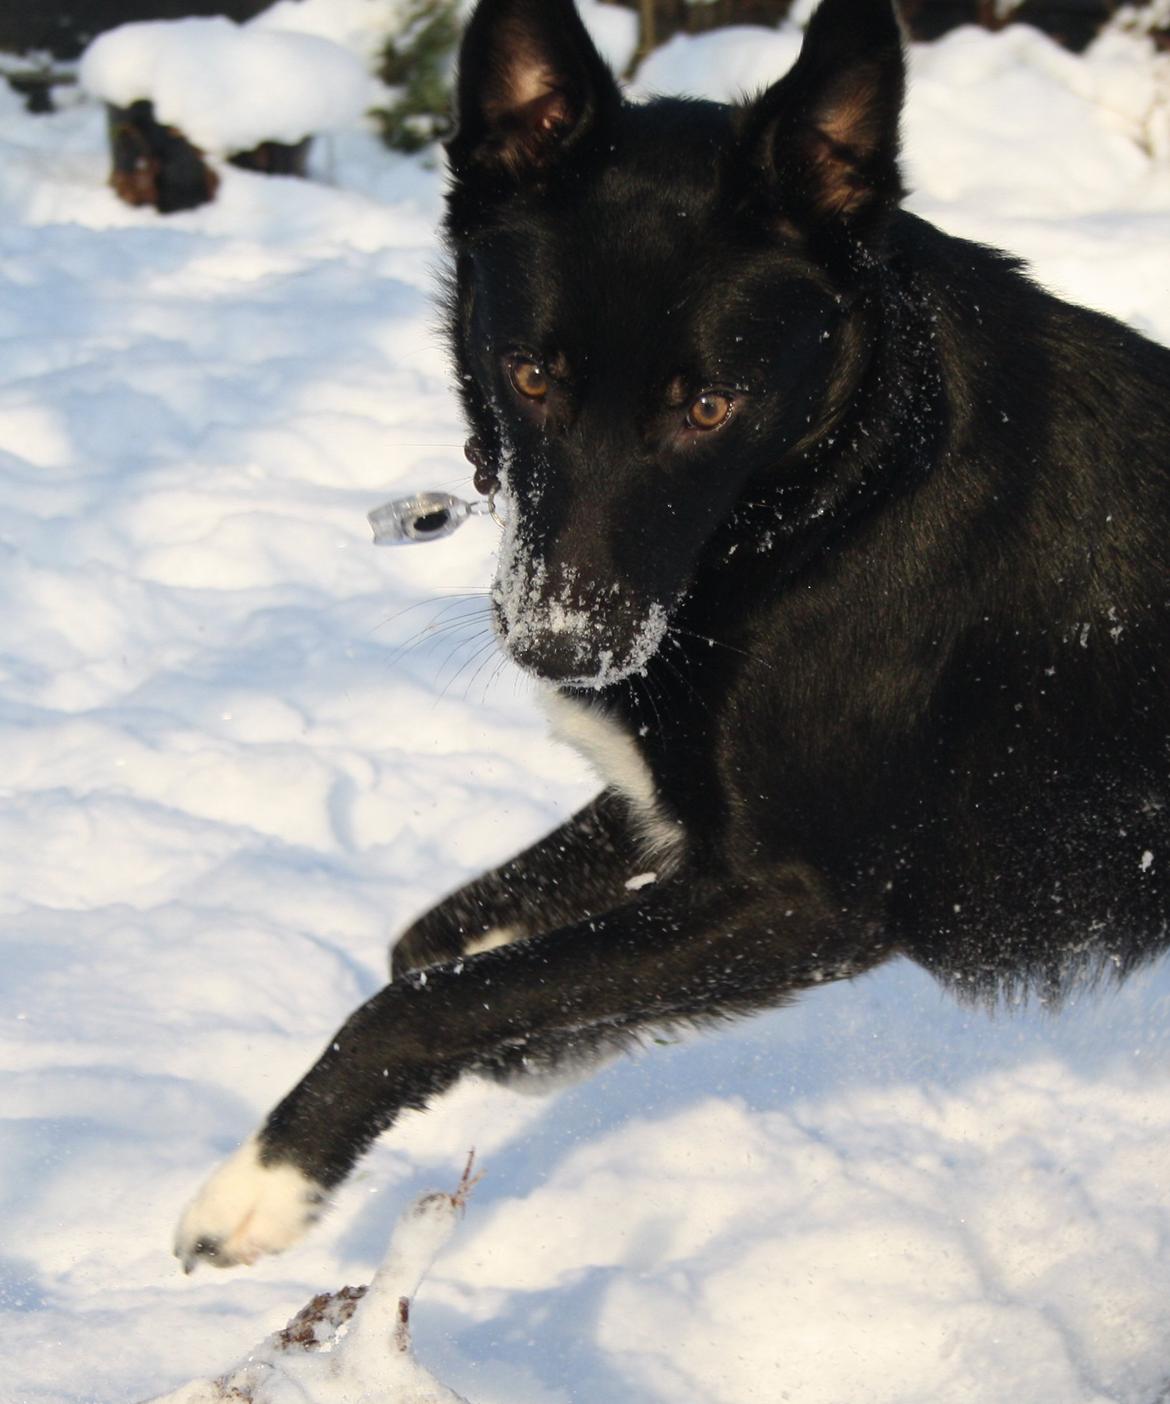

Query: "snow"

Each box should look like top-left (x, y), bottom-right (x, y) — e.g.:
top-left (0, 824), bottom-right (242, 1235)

top-left (3, 13), bottom-right (1170, 1404)
top-left (635, 25), bottom-right (804, 100)
top-left (79, 17), bottom-right (373, 153)
top-left (577, 0), bottom-right (641, 76)
top-left (249, 0), bottom-right (414, 67)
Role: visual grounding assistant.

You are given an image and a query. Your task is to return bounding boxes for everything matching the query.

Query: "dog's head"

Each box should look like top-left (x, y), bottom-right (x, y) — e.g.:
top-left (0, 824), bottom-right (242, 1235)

top-left (444, 0), bottom-right (905, 688)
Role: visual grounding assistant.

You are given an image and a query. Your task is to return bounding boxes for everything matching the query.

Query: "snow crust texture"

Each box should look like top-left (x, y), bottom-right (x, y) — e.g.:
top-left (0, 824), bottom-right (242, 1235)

top-left (4, 14), bottom-right (1170, 1404)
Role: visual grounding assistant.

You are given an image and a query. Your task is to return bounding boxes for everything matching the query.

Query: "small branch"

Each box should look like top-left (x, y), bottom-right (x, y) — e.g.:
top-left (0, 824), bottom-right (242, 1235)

top-left (450, 1147), bottom-right (484, 1212)
top-left (395, 1295), bottom-right (411, 1353)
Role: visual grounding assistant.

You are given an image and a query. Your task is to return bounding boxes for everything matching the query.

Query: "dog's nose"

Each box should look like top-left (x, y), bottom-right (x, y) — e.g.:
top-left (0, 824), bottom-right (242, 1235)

top-left (505, 628), bottom-right (595, 684)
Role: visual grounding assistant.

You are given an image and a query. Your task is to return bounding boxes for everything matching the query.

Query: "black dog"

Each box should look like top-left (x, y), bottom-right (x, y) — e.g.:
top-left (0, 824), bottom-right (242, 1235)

top-left (176, 0), bottom-right (1169, 1269)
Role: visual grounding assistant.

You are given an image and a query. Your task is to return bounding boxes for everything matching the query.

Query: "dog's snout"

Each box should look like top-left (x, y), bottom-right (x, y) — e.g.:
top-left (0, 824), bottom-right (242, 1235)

top-left (491, 570), bottom-right (670, 689)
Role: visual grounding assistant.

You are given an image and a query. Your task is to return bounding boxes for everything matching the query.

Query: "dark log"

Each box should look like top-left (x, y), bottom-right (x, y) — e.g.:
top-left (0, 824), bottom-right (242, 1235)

top-left (618, 0), bottom-right (1144, 56)
top-left (229, 137), bottom-right (312, 177)
top-left (0, 1), bottom-right (271, 61)
top-left (107, 100), bottom-right (220, 213)
top-left (901, 0), bottom-right (1120, 50)
top-left (3, 67), bottom-right (74, 113)
top-left (105, 99), bottom-right (316, 213)
top-left (631, 0), bottom-right (795, 47)
top-left (1008, 0), bottom-right (1120, 52)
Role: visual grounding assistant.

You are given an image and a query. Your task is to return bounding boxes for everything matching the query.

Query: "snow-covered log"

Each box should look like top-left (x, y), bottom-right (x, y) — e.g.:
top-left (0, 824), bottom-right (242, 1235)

top-left (146, 1160), bottom-right (480, 1404)
top-left (80, 16), bottom-right (371, 211)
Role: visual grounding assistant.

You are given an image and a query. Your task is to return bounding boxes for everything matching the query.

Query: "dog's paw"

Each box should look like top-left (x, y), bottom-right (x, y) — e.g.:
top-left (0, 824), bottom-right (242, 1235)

top-left (174, 1136), bottom-right (328, 1272)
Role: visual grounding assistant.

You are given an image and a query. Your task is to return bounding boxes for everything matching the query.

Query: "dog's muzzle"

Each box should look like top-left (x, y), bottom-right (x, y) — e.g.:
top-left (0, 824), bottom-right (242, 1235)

top-left (492, 577), bottom-right (669, 689)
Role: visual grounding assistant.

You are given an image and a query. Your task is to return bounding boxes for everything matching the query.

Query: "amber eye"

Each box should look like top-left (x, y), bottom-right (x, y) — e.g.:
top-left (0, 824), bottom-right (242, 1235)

top-left (687, 391), bottom-right (733, 431)
top-left (509, 358), bottom-right (548, 400)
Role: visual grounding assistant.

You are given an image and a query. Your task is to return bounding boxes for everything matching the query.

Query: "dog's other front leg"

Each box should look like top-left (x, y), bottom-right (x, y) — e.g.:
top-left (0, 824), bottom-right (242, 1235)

top-left (391, 788), bottom-right (667, 976)
top-left (176, 866), bottom-right (889, 1269)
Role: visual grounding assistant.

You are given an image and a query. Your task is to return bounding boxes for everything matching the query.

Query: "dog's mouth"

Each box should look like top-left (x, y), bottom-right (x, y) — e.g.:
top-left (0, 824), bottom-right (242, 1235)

top-left (491, 552), bottom-right (670, 689)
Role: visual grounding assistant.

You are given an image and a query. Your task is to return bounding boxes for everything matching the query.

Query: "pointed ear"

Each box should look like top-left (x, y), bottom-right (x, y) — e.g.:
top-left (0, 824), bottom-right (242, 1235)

top-left (447, 0), bottom-right (621, 178)
top-left (741, 0), bottom-right (905, 234)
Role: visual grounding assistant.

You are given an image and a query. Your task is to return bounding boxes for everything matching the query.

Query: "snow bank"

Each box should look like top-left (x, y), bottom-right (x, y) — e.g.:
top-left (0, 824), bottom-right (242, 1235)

top-left (634, 25), bottom-right (804, 100)
top-left (79, 18), bottom-right (372, 153)
top-left (578, 0), bottom-right (641, 76)
top-left (250, 0), bottom-right (413, 67)
top-left (5, 13), bottom-right (1170, 1404)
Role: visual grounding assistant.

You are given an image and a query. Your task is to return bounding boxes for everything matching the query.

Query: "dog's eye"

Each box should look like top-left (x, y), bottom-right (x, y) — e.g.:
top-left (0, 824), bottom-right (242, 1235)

top-left (687, 392), bottom-right (733, 431)
top-left (509, 358), bottom-right (549, 400)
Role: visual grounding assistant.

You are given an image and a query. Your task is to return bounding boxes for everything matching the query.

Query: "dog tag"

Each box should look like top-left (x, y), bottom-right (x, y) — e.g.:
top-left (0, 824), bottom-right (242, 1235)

top-left (368, 491), bottom-right (490, 545)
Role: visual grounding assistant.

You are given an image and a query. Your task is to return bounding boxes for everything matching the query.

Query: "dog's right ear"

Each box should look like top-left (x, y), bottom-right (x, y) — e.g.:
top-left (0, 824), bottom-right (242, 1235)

top-left (447, 0), bottom-right (620, 178)
top-left (740, 0), bottom-right (905, 239)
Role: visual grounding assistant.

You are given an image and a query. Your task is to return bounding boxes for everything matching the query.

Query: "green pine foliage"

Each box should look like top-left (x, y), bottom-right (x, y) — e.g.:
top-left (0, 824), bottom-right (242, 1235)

top-left (375, 0), bottom-right (460, 154)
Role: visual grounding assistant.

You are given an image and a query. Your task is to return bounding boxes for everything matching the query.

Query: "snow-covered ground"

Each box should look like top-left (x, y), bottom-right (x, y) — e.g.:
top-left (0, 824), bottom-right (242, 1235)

top-left (3, 12), bottom-right (1170, 1404)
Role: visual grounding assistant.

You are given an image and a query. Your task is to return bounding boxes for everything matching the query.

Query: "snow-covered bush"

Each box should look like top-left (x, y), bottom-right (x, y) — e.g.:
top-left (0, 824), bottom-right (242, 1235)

top-left (78, 16), bottom-right (372, 210)
top-left (80, 17), bottom-right (371, 155)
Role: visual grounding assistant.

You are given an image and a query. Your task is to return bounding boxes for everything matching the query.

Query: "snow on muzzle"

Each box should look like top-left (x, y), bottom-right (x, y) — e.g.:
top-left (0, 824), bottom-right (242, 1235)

top-left (491, 549), bottom-right (669, 689)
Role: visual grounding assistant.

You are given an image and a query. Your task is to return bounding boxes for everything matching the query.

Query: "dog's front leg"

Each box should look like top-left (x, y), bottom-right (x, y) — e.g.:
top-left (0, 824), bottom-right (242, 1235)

top-left (391, 788), bottom-right (666, 976)
top-left (176, 867), bottom-right (887, 1270)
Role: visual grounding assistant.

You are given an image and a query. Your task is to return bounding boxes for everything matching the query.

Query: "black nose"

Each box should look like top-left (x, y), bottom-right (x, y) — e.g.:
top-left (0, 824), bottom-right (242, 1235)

top-left (504, 627), bottom-right (595, 684)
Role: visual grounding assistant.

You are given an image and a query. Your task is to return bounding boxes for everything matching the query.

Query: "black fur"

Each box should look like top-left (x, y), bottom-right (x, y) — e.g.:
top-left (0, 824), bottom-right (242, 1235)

top-left (205, 0), bottom-right (1170, 1213)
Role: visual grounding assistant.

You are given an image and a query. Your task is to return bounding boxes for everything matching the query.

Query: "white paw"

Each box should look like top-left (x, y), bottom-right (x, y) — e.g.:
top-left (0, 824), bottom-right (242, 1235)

top-left (174, 1135), bottom-right (328, 1272)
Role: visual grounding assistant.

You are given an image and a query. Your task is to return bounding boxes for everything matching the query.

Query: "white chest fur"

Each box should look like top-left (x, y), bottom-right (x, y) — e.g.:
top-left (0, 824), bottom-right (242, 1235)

top-left (541, 690), bottom-right (684, 866)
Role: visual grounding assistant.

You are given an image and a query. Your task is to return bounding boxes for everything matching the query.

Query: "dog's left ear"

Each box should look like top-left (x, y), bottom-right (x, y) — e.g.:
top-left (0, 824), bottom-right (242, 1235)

top-left (742, 0), bottom-right (905, 236)
top-left (447, 0), bottom-right (620, 178)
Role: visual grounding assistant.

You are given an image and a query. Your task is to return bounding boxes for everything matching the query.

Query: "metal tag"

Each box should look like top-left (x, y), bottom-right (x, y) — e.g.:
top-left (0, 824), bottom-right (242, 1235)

top-left (367, 491), bottom-right (489, 546)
